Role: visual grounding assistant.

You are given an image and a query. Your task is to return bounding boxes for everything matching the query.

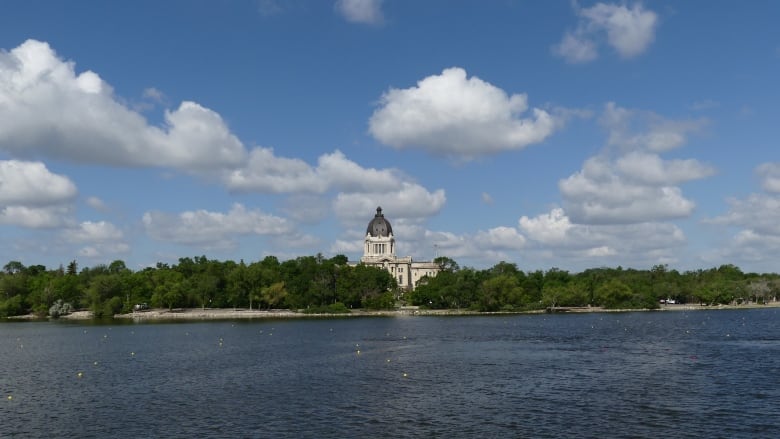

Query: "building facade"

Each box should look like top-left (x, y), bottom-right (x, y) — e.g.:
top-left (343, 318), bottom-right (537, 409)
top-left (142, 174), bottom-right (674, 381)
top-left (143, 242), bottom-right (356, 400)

top-left (359, 207), bottom-right (440, 291)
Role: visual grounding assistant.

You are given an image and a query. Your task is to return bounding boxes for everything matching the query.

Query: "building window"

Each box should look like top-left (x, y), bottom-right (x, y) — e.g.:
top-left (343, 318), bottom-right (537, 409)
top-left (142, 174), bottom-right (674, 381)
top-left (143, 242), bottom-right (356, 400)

top-left (399, 275), bottom-right (403, 285)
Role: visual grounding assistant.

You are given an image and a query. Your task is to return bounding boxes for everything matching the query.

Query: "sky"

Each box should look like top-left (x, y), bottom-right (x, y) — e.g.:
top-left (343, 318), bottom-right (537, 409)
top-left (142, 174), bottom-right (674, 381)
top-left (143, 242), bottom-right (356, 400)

top-left (0, 0), bottom-right (779, 273)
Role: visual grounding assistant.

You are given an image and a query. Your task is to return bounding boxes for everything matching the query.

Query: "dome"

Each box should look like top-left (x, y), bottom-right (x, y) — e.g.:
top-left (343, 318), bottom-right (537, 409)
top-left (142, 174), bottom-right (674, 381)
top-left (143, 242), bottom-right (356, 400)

top-left (366, 206), bottom-right (393, 237)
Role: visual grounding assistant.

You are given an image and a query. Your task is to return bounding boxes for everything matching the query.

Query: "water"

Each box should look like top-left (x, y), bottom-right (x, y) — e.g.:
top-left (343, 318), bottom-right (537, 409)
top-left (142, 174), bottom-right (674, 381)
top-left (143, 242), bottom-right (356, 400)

top-left (2, 309), bottom-right (778, 438)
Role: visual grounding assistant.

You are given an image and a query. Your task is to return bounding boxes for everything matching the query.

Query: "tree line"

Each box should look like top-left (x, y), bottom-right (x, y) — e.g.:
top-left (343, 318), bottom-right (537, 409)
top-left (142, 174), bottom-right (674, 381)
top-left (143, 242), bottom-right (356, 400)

top-left (0, 255), bottom-right (778, 318)
top-left (409, 259), bottom-right (780, 311)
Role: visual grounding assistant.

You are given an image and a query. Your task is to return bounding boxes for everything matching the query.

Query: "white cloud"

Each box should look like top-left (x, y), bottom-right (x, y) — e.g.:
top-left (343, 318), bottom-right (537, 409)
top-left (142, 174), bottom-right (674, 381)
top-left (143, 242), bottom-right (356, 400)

top-left (0, 40), bottom-right (246, 170)
top-left (62, 220), bottom-right (130, 259)
top-left (602, 102), bottom-right (706, 153)
top-left (333, 182), bottom-right (446, 225)
top-left (86, 196), bottom-right (108, 212)
top-left (142, 203), bottom-right (293, 247)
top-left (553, 31), bottom-right (598, 64)
top-left (560, 156), bottom-right (697, 224)
top-left (709, 193), bottom-right (780, 237)
top-left (335, 0), bottom-right (384, 25)
top-left (554, 2), bottom-right (658, 63)
top-left (0, 160), bottom-right (77, 205)
top-left (415, 226), bottom-right (529, 266)
top-left (474, 226), bottom-right (526, 250)
top-left (0, 160), bottom-right (76, 228)
top-left (519, 208), bottom-right (572, 245)
top-left (0, 205), bottom-right (73, 229)
top-left (705, 163), bottom-right (780, 271)
top-left (330, 239), bottom-right (363, 256)
top-left (757, 163), bottom-right (780, 193)
top-left (519, 208), bottom-right (686, 268)
top-left (558, 103), bottom-right (711, 225)
top-left (225, 149), bottom-right (402, 194)
top-left (615, 152), bottom-right (715, 185)
top-left (369, 67), bottom-right (557, 159)
top-left (65, 220), bottom-right (124, 243)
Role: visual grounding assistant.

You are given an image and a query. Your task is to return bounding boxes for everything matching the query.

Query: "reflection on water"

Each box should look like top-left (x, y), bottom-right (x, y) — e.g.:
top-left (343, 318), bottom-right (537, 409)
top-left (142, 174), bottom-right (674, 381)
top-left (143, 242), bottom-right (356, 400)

top-left (2, 309), bottom-right (778, 438)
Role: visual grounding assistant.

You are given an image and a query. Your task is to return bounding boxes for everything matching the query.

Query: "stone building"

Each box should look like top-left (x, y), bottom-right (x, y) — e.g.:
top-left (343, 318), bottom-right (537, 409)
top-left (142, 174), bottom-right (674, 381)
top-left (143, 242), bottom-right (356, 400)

top-left (359, 207), bottom-right (440, 291)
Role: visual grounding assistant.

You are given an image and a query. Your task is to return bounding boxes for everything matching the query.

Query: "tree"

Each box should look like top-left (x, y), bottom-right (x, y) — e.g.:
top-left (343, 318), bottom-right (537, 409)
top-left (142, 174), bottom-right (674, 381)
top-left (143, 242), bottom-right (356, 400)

top-left (478, 274), bottom-right (523, 311)
top-left (434, 256), bottom-right (459, 272)
top-left (4, 261), bottom-right (25, 275)
top-left (595, 279), bottom-right (633, 309)
top-left (261, 281), bottom-right (287, 309)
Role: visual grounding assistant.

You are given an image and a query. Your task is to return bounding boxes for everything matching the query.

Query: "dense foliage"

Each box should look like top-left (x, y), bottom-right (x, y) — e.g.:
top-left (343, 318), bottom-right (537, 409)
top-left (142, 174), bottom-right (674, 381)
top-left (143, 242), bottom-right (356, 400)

top-left (410, 259), bottom-right (779, 311)
top-left (0, 255), bottom-right (778, 318)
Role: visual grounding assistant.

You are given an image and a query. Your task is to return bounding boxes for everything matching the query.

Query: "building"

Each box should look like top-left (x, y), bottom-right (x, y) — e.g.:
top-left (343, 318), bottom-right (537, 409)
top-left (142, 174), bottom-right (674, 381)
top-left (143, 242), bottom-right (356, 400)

top-left (359, 207), bottom-right (441, 291)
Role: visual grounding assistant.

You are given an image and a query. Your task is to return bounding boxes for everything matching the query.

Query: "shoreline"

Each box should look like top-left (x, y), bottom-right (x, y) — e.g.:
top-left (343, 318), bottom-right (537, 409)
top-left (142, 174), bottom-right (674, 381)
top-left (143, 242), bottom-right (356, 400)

top-left (5, 301), bottom-right (779, 322)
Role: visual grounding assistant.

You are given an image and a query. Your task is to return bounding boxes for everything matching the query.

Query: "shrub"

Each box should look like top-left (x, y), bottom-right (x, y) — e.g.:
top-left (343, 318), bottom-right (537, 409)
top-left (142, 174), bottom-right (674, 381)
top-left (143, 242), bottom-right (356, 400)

top-left (48, 299), bottom-right (74, 318)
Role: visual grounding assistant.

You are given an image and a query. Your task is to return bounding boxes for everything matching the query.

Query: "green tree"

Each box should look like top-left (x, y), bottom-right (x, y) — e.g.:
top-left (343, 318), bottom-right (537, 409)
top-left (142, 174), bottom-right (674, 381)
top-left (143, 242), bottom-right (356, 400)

top-left (261, 281), bottom-right (288, 309)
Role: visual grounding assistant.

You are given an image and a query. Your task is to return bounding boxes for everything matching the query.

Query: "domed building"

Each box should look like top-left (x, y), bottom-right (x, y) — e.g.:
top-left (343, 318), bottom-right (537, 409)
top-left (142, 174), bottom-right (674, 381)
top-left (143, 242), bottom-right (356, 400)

top-left (359, 207), bottom-right (441, 291)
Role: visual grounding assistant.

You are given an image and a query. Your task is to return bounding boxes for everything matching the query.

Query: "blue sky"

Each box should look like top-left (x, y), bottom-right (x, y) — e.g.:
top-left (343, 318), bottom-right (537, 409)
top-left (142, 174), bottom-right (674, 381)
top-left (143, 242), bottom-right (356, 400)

top-left (0, 0), bottom-right (779, 273)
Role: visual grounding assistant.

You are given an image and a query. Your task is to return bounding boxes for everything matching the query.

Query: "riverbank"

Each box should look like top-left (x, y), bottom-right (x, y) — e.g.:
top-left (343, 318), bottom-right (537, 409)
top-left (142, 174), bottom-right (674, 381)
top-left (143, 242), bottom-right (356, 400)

top-left (6, 301), bottom-right (778, 321)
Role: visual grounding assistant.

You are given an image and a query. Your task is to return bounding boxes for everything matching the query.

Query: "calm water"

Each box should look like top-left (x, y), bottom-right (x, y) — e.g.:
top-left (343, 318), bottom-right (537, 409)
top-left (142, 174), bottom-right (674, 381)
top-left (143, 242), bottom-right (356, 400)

top-left (1, 309), bottom-right (778, 438)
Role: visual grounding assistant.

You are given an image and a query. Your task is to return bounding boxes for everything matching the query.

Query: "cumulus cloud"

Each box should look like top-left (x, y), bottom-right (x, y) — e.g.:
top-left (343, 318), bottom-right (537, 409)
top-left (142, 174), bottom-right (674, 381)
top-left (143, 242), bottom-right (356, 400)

top-left (0, 40), bottom-right (245, 170)
top-left (421, 226), bottom-right (527, 264)
top-left (757, 163), bottom-right (780, 193)
top-left (702, 163), bottom-right (780, 270)
top-left (0, 205), bottom-right (73, 229)
top-left (560, 156), bottom-right (697, 224)
top-left (62, 220), bottom-right (130, 258)
top-left (0, 160), bottom-right (77, 206)
top-left (709, 193), bottom-right (780, 237)
top-left (614, 152), bottom-right (714, 185)
top-left (554, 32), bottom-right (598, 64)
top-left (518, 208), bottom-right (572, 246)
top-left (519, 207), bottom-right (686, 268)
top-left (706, 196), bottom-right (780, 271)
top-left (554, 2), bottom-right (658, 63)
top-left (601, 102), bottom-right (706, 153)
top-left (559, 103), bottom-right (712, 225)
top-left (335, 0), bottom-right (384, 25)
top-left (226, 149), bottom-right (402, 194)
top-left (142, 203), bottom-right (293, 247)
top-left (369, 67), bottom-right (557, 159)
top-left (333, 182), bottom-right (446, 225)
top-left (474, 226), bottom-right (526, 250)
top-left (86, 196), bottom-right (109, 212)
top-left (0, 160), bottom-right (76, 228)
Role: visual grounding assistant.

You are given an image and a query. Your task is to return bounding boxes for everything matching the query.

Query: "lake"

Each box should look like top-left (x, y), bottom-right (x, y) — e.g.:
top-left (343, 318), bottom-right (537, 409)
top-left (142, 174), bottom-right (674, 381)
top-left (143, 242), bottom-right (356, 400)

top-left (2, 309), bottom-right (778, 438)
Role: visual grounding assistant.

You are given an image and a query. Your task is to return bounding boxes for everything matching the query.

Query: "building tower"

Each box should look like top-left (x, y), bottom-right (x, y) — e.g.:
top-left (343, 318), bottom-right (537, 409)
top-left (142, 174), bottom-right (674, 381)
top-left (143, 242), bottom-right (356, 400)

top-left (362, 206), bottom-right (395, 261)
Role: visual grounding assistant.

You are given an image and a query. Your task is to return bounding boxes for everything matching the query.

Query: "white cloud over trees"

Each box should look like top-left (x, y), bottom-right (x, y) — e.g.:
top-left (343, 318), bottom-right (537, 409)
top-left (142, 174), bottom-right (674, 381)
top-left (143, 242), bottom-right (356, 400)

top-left (142, 204), bottom-right (293, 248)
top-left (705, 165), bottom-right (780, 271)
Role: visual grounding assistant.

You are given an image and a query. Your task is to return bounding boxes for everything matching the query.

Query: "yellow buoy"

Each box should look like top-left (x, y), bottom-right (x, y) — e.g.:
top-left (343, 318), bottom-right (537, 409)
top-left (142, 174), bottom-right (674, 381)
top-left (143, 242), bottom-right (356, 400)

top-left (77, 372), bottom-right (83, 378)
top-left (403, 373), bottom-right (408, 378)
top-left (7, 395), bottom-right (12, 400)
